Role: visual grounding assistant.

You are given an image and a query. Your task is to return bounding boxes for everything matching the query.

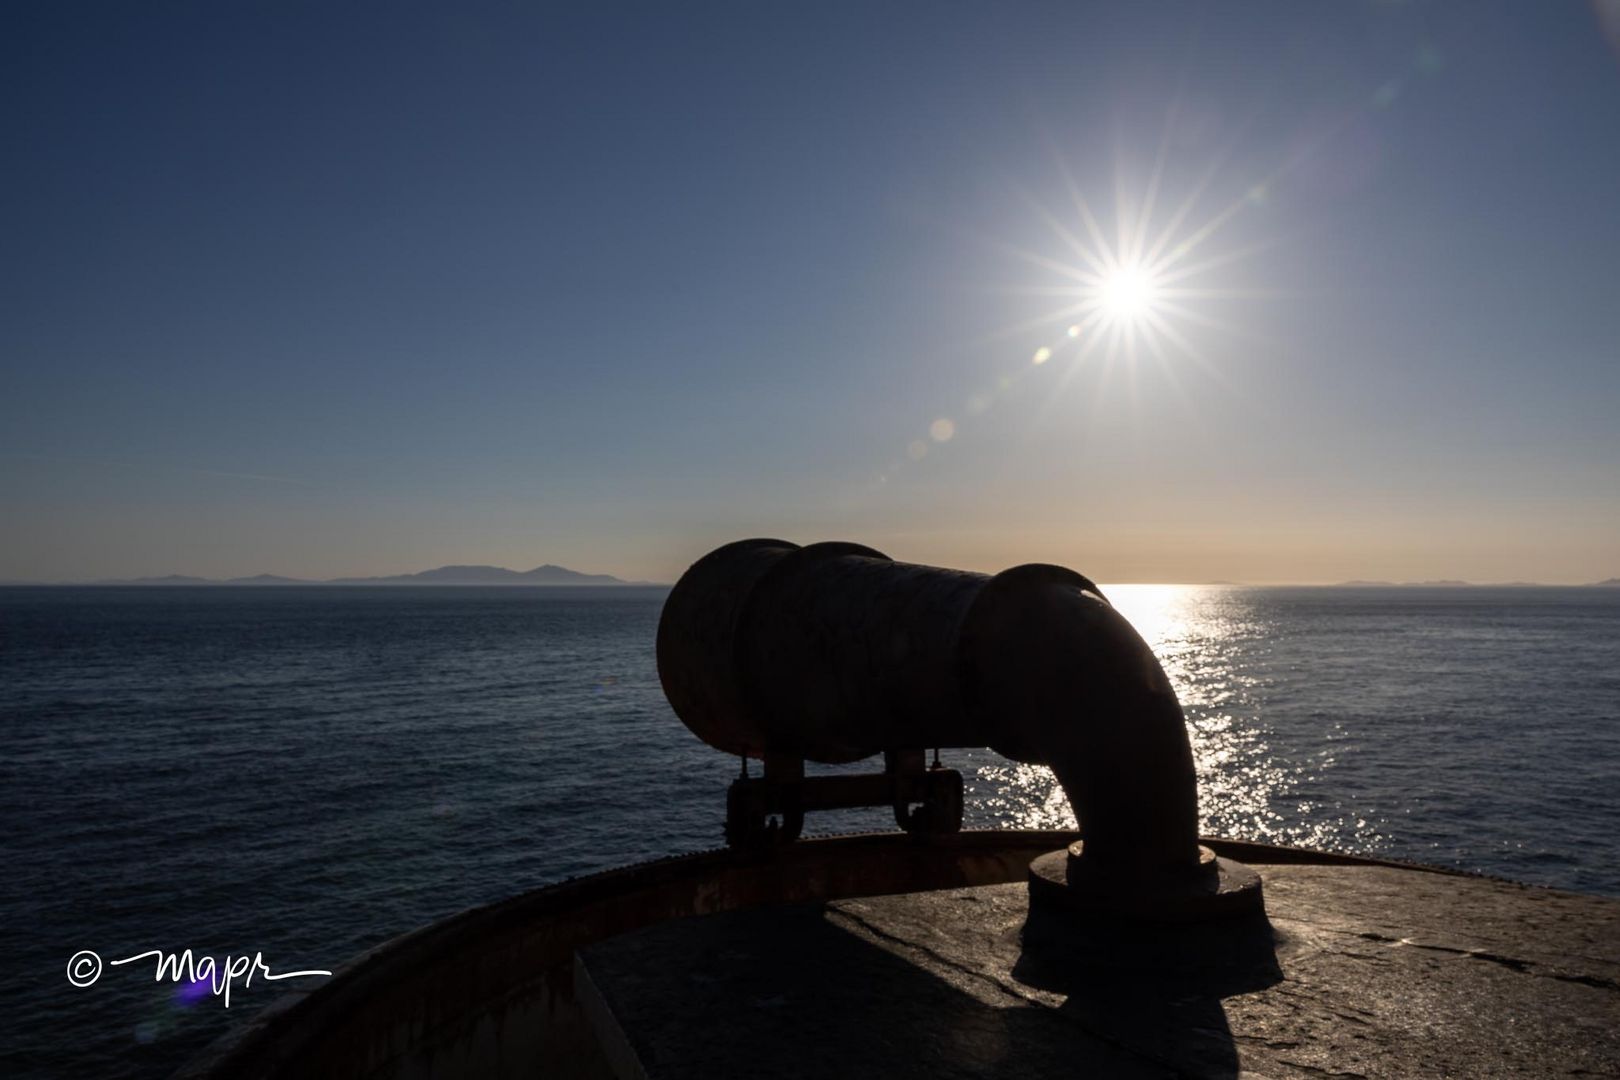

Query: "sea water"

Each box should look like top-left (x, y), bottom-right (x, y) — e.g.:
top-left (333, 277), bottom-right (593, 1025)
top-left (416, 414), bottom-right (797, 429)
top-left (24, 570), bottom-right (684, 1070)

top-left (3, 584), bottom-right (1617, 1078)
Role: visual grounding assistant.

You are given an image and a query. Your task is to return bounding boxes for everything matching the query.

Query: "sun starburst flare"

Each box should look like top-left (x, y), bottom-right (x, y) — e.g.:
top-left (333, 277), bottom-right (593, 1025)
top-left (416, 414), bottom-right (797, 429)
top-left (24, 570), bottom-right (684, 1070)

top-left (875, 113), bottom-right (1290, 488)
top-left (1000, 131), bottom-right (1278, 392)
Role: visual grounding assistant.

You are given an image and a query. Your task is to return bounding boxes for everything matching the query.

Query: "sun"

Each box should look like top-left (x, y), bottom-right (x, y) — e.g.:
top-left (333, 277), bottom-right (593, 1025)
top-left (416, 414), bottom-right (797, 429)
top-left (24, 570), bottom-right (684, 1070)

top-left (1096, 263), bottom-right (1160, 326)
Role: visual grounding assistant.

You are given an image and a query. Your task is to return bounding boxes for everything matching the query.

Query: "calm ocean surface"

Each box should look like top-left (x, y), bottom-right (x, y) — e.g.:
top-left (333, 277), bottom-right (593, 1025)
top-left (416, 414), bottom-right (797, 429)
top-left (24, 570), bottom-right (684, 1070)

top-left (2, 584), bottom-right (1617, 1078)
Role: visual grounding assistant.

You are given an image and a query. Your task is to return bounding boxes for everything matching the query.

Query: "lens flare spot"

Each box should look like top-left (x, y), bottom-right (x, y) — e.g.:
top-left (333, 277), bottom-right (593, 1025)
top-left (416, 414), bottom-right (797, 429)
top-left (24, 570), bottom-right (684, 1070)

top-left (929, 418), bottom-right (955, 442)
top-left (1032, 346), bottom-right (1052, 365)
top-left (906, 439), bottom-right (929, 461)
top-left (174, 976), bottom-right (212, 1008)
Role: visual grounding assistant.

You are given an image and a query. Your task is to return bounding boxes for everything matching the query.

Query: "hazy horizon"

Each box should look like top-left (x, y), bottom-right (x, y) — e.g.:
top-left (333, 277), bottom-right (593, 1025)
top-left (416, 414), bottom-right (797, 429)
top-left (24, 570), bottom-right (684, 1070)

top-left (4, 3), bottom-right (1618, 587)
top-left (4, 558), bottom-right (1617, 588)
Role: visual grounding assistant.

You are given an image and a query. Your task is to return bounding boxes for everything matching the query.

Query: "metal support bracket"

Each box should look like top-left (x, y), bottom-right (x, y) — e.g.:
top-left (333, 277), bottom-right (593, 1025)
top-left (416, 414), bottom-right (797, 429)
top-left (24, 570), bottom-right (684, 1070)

top-left (723, 748), bottom-right (963, 848)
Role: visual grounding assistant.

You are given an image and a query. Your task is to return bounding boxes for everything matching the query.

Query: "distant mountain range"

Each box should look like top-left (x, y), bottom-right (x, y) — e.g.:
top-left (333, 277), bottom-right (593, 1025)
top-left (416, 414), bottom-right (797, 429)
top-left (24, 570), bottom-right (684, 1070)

top-left (327, 564), bottom-right (633, 586)
top-left (57, 564), bottom-right (645, 586)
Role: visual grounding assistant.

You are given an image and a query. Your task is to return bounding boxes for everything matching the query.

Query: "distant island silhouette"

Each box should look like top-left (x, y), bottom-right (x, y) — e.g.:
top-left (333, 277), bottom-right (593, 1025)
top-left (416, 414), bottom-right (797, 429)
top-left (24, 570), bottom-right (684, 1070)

top-left (65, 564), bottom-right (646, 586)
top-left (1335, 579), bottom-right (1473, 587)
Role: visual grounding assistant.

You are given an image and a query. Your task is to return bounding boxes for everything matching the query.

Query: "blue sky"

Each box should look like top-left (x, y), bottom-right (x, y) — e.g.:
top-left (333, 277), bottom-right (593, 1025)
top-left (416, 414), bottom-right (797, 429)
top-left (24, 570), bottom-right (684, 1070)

top-left (3, 1), bottom-right (1617, 583)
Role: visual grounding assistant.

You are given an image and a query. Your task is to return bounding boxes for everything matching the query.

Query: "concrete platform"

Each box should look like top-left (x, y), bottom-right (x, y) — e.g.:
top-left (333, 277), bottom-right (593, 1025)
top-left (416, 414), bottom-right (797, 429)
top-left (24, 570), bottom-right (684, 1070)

top-left (577, 863), bottom-right (1620, 1078)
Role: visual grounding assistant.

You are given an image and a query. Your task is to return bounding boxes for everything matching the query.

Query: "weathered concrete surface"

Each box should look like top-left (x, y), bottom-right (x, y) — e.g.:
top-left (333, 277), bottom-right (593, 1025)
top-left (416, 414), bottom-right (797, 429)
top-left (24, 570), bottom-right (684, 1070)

top-left (577, 864), bottom-right (1620, 1078)
top-left (176, 830), bottom-right (1089, 1079)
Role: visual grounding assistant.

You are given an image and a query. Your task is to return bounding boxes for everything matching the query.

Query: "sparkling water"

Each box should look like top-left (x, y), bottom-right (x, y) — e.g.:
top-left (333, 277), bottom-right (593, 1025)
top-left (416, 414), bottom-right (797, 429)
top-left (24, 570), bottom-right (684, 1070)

top-left (3, 584), bottom-right (1616, 1078)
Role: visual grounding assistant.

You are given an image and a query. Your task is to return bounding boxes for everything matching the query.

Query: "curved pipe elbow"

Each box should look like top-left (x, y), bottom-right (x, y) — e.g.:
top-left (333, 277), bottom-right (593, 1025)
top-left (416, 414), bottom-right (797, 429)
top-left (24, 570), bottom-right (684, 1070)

top-left (962, 568), bottom-right (1202, 876)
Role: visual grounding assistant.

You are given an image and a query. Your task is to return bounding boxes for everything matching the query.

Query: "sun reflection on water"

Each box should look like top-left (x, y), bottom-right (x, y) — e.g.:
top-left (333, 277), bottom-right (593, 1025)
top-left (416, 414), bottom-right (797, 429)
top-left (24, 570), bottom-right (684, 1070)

top-left (964, 584), bottom-right (1387, 853)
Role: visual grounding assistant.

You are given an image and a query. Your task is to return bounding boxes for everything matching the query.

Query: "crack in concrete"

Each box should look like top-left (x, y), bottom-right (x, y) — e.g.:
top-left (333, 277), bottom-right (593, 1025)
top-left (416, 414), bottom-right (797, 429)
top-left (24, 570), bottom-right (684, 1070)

top-left (1274, 915), bottom-right (1619, 993)
top-left (1286, 907), bottom-right (1620, 963)
top-left (1349, 930), bottom-right (1620, 992)
top-left (1261, 985), bottom-right (1377, 1028)
top-left (1273, 1058), bottom-right (1369, 1078)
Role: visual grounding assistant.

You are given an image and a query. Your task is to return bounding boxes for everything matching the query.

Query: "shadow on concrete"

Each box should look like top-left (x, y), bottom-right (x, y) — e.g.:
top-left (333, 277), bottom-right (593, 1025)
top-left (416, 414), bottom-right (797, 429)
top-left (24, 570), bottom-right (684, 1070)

top-left (578, 898), bottom-right (1282, 1078)
top-left (1011, 908), bottom-right (1283, 1078)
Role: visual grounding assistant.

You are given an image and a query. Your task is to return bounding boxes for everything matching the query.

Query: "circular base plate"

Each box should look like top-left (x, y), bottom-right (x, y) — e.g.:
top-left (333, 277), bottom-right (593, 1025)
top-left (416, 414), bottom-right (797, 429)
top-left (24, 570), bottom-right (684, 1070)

top-left (1028, 845), bottom-right (1265, 922)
